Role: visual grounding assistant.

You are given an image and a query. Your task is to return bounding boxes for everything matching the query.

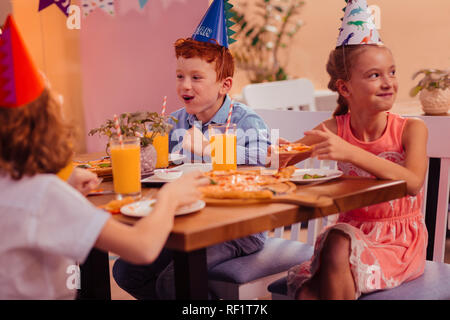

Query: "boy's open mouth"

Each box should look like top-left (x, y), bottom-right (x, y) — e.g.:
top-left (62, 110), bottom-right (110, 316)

top-left (182, 95), bottom-right (194, 102)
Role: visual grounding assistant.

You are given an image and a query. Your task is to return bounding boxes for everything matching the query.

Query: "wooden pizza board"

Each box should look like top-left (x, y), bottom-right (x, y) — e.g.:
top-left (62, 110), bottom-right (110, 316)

top-left (203, 181), bottom-right (333, 208)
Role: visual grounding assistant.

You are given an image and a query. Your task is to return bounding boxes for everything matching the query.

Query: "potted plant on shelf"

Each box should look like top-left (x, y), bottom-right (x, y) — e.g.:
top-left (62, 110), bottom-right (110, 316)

top-left (89, 112), bottom-right (176, 174)
top-left (410, 69), bottom-right (450, 115)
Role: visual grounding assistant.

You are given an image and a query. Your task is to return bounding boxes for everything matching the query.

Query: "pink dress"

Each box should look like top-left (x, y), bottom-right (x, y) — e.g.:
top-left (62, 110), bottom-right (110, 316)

top-left (287, 112), bottom-right (428, 299)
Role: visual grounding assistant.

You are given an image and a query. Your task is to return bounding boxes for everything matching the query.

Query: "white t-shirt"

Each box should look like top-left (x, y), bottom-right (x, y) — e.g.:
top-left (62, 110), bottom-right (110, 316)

top-left (0, 174), bottom-right (110, 299)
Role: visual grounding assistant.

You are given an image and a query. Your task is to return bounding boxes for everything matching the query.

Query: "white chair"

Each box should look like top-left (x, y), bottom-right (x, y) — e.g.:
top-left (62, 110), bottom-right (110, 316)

top-left (314, 89), bottom-right (339, 111)
top-left (242, 78), bottom-right (316, 111)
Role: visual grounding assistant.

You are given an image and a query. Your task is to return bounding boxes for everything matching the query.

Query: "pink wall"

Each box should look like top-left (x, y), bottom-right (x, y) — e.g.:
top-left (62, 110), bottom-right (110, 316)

top-left (81, 1), bottom-right (209, 152)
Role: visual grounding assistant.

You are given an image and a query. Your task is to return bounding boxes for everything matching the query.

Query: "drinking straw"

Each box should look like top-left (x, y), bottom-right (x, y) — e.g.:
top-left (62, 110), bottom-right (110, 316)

top-left (161, 96), bottom-right (167, 116)
top-left (114, 114), bottom-right (123, 146)
top-left (225, 103), bottom-right (234, 134)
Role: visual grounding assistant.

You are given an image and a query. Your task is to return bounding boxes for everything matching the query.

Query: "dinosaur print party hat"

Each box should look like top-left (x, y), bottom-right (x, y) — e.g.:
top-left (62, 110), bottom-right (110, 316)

top-left (0, 15), bottom-right (45, 108)
top-left (336, 0), bottom-right (382, 47)
top-left (192, 0), bottom-right (236, 48)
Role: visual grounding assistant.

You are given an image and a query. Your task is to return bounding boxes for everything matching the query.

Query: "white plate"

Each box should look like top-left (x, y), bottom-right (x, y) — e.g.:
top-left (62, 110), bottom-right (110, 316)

top-left (173, 200), bottom-right (206, 216)
top-left (290, 168), bottom-right (343, 184)
top-left (169, 153), bottom-right (186, 162)
top-left (141, 174), bottom-right (183, 184)
top-left (120, 199), bottom-right (205, 217)
top-left (141, 163), bottom-right (212, 184)
top-left (174, 163), bottom-right (212, 173)
top-left (154, 169), bottom-right (183, 180)
top-left (120, 199), bottom-right (157, 217)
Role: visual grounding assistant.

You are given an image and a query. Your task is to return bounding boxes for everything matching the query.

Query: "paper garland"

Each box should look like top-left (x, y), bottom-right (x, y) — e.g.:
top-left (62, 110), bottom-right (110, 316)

top-left (81, 0), bottom-right (115, 17)
top-left (38, 0), bottom-right (190, 18)
top-left (139, 0), bottom-right (149, 9)
top-left (38, 0), bottom-right (72, 16)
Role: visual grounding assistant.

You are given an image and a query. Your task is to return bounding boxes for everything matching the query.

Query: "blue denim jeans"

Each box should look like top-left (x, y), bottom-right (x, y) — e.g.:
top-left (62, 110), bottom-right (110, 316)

top-left (113, 234), bottom-right (266, 300)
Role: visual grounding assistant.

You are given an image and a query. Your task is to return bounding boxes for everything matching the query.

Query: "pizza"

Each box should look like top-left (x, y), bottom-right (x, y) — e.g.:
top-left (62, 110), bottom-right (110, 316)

top-left (100, 196), bottom-right (135, 214)
top-left (276, 142), bottom-right (312, 154)
top-left (199, 166), bottom-right (296, 199)
top-left (74, 158), bottom-right (112, 177)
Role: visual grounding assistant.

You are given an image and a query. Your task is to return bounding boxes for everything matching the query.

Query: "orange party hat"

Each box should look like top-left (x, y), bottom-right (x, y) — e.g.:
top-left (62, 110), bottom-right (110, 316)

top-left (0, 15), bottom-right (45, 108)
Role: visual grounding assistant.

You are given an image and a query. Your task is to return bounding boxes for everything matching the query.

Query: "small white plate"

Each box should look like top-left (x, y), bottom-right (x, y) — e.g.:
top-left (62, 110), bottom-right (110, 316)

top-left (141, 163), bottom-right (212, 184)
top-left (141, 174), bottom-right (183, 184)
top-left (120, 199), bottom-right (205, 217)
top-left (290, 168), bottom-right (343, 184)
top-left (120, 199), bottom-right (157, 217)
top-left (154, 169), bottom-right (183, 180)
top-left (174, 200), bottom-right (206, 216)
top-left (175, 163), bottom-right (212, 173)
top-left (169, 153), bottom-right (186, 162)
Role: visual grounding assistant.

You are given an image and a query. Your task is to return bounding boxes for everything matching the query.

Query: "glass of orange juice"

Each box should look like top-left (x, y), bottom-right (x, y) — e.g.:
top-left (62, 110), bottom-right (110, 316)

top-left (209, 123), bottom-right (237, 171)
top-left (57, 161), bottom-right (74, 181)
top-left (110, 136), bottom-right (141, 199)
top-left (152, 133), bottom-right (169, 168)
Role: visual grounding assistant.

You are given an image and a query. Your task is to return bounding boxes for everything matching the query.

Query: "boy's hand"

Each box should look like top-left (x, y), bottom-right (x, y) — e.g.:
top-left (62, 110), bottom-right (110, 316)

top-left (67, 167), bottom-right (102, 195)
top-left (182, 126), bottom-right (210, 157)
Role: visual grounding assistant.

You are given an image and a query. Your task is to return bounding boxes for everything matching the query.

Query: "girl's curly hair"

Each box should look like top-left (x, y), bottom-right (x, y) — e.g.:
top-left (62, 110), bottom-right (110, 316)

top-left (0, 88), bottom-right (74, 179)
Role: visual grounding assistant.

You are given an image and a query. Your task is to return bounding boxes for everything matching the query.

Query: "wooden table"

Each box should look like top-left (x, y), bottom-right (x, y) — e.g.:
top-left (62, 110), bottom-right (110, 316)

top-left (78, 174), bottom-right (406, 300)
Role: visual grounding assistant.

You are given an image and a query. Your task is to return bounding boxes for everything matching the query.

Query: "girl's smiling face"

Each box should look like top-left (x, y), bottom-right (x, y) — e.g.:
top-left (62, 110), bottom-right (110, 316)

top-left (176, 57), bottom-right (231, 123)
top-left (342, 46), bottom-right (398, 114)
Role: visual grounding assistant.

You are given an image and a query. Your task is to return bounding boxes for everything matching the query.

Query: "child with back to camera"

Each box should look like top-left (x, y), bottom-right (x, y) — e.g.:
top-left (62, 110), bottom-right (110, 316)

top-left (0, 15), bottom-right (208, 299)
top-left (279, 0), bottom-right (428, 299)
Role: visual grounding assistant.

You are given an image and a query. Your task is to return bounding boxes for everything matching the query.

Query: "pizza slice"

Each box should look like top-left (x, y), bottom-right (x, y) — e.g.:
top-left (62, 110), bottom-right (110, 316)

top-left (74, 158), bottom-right (112, 177)
top-left (277, 142), bottom-right (313, 154)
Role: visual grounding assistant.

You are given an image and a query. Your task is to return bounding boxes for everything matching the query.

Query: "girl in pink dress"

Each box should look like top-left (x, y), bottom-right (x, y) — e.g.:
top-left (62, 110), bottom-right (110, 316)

top-left (280, 43), bottom-right (429, 299)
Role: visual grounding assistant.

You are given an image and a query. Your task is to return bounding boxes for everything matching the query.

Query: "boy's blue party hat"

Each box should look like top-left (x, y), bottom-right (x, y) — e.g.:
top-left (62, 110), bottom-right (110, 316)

top-left (192, 0), bottom-right (236, 48)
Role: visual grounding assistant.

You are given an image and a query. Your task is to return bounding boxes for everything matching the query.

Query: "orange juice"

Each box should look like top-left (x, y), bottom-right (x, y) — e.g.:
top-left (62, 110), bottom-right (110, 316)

top-left (57, 162), bottom-right (74, 181)
top-left (152, 133), bottom-right (169, 168)
top-left (111, 137), bottom-right (141, 197)
top-left (210, 133), bottom-right (237, 171)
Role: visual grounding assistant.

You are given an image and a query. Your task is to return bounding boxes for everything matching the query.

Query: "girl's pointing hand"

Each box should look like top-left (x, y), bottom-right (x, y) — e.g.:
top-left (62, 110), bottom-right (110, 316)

top-left (304, 123), bottom-right (356, 162)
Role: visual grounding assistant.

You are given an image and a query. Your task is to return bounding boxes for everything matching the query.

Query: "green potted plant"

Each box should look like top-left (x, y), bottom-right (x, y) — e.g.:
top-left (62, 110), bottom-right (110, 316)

top-left (230, 0), bottom-right (305, 83)
top-left (410, 69), bottom-right (450, 115)
top-left (89, 112), bottom-right (177, 173)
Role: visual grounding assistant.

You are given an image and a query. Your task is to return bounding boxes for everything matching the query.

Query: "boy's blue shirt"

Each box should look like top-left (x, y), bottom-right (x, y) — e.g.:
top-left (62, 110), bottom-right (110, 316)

top-left (168, 95), bottom-right (270, 166)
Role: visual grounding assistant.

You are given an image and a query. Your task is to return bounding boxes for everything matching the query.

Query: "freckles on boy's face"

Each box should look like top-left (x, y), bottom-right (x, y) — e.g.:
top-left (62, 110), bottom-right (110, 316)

top-left (175, 57), bottom-right (226, 119)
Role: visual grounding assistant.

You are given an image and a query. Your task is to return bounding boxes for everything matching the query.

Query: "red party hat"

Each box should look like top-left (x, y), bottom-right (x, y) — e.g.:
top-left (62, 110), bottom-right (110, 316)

top-left (0, 15), bottom-right (45, 108)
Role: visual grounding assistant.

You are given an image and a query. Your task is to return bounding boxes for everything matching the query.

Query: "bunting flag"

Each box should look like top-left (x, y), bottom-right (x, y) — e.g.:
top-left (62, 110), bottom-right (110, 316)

top-left (139, 0), bottom-right (150, 9)
top-left (81, 0), bottom-right (115, 17)
top-left (38, 0), bottom-right (71, 16)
